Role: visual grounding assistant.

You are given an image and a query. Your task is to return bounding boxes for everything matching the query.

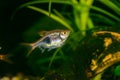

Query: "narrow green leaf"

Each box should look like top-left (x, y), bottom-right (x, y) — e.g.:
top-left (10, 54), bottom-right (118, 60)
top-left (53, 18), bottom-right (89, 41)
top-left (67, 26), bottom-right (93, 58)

top-left (48, 48), bottom-right (61, 69)
top-left (53, 9), bottom-right (71, 24)
top-left (36, 56), bottom-right (62, 64)
top-left (48, 0), bottom-right (52, 16)
top-left (71, 0), bottom-right (78, 4)
top-left (91, 6), bottom-right (120, 21)
top-left (73, 9), bottom-right (80, 30)
top-left (87, 17), bottom-right (94, 29)
top-left (15, 0), bottom-right (71, 10)
top-left (90, 13), bottom-right (116, 25)
top-left (11, 0), bottom-right (71, 20)
top-left (91, 72), bottom-right (103, 80)
top-left (27, 6), bottom-right (74, 31)
top-left (99, 0), bottom-right (120, 16)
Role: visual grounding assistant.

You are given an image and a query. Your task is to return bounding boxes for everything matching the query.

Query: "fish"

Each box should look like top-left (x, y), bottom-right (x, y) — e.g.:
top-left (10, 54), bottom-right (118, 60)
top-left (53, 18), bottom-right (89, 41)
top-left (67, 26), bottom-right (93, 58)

top-left (0, 54), bottom-right (13, 64)
top-left (21, 29), bottom-right (71, 57)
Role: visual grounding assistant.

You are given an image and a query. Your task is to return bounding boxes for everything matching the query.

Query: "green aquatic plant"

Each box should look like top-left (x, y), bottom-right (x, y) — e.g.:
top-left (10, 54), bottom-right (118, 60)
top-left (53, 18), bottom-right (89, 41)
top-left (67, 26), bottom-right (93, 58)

top-left (114, 65), bottom-right (120, 76)
top-left (11, 0), bottom-right (120, 80)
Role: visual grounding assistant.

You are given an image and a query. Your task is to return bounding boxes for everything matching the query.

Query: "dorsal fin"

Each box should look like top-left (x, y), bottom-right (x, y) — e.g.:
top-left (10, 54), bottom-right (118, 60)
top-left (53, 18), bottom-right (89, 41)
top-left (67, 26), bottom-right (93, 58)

top-left (38, 31), bottom-right (48, 36)
top-left (38, 29), bottom-right (63, 36)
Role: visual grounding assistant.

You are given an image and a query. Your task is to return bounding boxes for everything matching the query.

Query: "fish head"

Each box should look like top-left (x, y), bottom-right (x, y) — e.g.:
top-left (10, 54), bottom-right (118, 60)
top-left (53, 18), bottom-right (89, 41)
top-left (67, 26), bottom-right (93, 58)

top-left (59, 30), bottom-right (70, 40)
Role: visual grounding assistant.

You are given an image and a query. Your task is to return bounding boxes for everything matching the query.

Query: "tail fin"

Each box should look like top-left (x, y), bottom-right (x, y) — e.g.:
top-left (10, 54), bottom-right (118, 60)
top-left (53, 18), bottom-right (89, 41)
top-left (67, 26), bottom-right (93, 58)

top-left (20, 43), bottom-right (36, 57)
top-left (1, 54), bottom-right (13, 64)
top-left (20, 43), bottom-right (34, 47)
top-left (26, 46), bottom-right (36, 57)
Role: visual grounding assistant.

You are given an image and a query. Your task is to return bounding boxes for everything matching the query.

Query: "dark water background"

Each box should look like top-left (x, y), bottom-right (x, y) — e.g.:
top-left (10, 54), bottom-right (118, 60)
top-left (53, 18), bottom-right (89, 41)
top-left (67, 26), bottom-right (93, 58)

top-left (0, 0), bottom-right (53, 76)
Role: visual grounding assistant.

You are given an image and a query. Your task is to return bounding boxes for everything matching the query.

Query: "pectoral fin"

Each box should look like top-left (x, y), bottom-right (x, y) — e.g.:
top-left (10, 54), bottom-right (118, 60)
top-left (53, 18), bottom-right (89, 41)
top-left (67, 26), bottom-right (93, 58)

top-left (47, 47), bottom-right (56, 52)
top-left (38, 46), bottom-right (45, 53)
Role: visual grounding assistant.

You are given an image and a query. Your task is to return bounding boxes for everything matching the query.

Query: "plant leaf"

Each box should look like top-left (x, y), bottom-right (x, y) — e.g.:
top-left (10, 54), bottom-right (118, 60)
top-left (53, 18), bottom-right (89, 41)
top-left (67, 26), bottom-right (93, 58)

top-left (91, 6), bottom-right (120, 22)
top-left (48, 48), bottom-right (61, 69)
top-left (87, 17), bottom-right (94, 29)
top-left (11, 0), bottom-right (71, 20)
top-left (48, 0), bottom-right (52, 16)
top-left (99, 0), bottom-right (120, 16)
top-left (27, 5), bottom-right (74, 31)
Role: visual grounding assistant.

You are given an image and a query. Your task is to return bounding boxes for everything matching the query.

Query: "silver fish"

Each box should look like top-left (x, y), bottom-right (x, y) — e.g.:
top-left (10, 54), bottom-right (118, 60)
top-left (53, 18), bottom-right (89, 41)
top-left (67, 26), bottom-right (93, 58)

top-left (22, 29), bottom-right (70, 56)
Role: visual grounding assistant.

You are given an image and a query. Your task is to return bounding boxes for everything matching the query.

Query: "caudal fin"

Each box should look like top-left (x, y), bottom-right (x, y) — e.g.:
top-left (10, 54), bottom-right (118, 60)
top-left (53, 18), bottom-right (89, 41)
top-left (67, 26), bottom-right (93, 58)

top-left (20, 43), bottom-right (36, 57)
top-left (26, 46), bottom-right (36, 57)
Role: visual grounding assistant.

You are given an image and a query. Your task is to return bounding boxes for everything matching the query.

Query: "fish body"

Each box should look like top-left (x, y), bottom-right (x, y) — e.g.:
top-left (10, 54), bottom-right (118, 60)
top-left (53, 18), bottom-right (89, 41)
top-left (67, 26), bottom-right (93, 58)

top-left (22, 29), bottom-right (70, 56)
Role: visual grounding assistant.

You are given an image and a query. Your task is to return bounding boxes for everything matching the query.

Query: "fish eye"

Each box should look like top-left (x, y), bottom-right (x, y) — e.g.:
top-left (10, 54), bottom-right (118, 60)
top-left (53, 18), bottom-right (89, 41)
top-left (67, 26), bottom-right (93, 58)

top-left (64, 32), bottom-right (67, 34)
top-left (61, 31), bottom-right (67, 35)
top-left (60, 31), bottom-right (68, 39)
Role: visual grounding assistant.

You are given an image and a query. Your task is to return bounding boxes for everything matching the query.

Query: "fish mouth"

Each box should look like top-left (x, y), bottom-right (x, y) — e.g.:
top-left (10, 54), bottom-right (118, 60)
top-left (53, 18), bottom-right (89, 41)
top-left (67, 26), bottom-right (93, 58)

top-left (91, 51), bottom-right (120, 76)
top-left (65, 30), bottom-right (71, 36)
top-left (67, 30), bottom-right (71, 35)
